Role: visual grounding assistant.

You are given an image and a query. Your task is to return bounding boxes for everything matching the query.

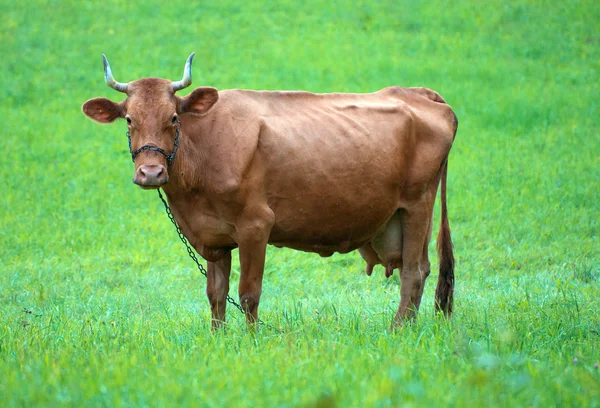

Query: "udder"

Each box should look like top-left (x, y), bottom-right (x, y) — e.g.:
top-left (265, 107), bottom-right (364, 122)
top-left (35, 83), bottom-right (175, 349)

top-left (358, 210), bottom-right (403, 278)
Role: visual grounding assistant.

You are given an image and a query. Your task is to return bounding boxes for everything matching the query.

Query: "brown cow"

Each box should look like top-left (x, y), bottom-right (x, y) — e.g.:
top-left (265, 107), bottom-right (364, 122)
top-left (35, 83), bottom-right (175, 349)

top-left (82, 54), bottom-right (457, 329)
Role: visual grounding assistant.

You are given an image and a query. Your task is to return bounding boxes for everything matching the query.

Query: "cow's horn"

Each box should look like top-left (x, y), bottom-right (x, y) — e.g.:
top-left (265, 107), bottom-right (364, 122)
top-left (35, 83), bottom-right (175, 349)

top-left (102, 54), bottom-right (128, 93)
top-left (172, 52), bottom-right (195, 92)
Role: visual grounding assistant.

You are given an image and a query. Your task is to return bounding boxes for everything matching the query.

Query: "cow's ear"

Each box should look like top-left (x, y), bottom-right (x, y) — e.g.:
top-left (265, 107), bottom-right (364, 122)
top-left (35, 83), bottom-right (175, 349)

top-left (179, 87), bottom-right (219, 115)
top-left (82, 98), bottom-right (124, 123)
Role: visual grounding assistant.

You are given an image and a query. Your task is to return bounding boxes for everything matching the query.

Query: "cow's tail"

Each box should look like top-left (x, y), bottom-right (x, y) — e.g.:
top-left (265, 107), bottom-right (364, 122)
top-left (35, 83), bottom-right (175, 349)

top-left (434, 158), bottom-right (454, 316)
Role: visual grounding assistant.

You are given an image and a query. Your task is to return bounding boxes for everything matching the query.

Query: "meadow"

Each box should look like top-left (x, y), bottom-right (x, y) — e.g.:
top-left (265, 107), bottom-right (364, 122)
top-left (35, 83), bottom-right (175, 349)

top-left (1, 0), bottom-right (599, 406)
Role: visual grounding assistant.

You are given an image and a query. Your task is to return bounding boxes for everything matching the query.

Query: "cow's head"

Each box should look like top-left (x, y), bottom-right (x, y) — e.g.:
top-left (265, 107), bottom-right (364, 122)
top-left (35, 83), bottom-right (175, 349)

top-left (82, 53), bottom-right (218, 188)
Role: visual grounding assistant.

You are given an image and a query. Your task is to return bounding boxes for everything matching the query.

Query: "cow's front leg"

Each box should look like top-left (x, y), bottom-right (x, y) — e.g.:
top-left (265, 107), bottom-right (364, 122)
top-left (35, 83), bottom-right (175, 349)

top-left (235, 206), bottom-right (275, 325)
top-left (206, 251), bottom-right (232, 330)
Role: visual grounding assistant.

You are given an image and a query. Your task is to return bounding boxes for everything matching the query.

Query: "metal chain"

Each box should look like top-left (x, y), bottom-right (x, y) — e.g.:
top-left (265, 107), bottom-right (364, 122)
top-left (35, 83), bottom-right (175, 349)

top-left (156, 188), bottom-right (278, 330)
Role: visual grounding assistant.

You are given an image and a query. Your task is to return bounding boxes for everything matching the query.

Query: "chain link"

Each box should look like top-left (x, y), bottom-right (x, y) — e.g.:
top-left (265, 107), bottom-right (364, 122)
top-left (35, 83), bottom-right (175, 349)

top-left (156, 189), bottom-right (278, 330)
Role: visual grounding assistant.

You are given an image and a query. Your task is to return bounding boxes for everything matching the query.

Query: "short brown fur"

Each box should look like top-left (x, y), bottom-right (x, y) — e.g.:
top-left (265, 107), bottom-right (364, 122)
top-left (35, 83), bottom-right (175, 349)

top-left (83, 69), bottom-right (457, 329)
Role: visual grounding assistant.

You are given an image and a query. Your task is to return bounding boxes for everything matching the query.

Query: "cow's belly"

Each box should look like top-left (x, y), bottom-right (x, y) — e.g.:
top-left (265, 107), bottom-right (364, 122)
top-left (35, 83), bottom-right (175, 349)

top-left (266, 176), bottom-right (401, 255)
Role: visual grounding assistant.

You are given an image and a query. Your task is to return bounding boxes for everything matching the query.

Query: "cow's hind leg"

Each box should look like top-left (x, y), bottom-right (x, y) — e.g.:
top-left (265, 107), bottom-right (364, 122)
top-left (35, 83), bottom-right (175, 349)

top-left (393, 201), bottom-right (434, 327)
top-left (206, 251), bottom-right (232, 330)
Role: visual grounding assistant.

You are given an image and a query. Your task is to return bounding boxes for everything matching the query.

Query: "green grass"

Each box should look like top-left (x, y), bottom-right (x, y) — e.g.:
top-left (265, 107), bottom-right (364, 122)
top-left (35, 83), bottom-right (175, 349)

top-left (1, 0), bottom-right (599, 406)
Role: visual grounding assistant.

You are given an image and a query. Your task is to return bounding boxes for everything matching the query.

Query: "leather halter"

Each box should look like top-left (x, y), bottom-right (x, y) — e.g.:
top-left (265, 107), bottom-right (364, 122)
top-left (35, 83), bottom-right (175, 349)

top-left (127, 119), bottom-right (180, 166)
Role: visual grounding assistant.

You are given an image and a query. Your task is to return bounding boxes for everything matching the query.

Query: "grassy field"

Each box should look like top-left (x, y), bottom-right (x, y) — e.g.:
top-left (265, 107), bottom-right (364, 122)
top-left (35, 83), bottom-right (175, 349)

top-left (1, 0), bottom-right (599, 406)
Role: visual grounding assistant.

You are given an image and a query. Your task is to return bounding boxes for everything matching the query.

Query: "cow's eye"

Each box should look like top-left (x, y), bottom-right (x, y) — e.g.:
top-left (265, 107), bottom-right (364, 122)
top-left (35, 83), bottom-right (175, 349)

top-left (126, 117), bottom-right (132, 125)
top-left (171, 114), bottom-right (178, 124)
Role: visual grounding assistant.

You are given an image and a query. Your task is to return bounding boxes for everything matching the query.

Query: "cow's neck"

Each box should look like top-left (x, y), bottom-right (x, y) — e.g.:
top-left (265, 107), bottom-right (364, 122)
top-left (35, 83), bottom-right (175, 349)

top-left (158, 106), bottom-right (256, 216)
top-left (163, 128), bottom-right (204, 196)
top-left (161, 114), bottom-right (221, 200)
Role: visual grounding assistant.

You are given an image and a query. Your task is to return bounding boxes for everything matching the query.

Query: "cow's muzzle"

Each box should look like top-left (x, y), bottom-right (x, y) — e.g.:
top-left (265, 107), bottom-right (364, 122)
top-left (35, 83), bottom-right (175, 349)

top-left (133, 164), bottom-right (168, 188)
